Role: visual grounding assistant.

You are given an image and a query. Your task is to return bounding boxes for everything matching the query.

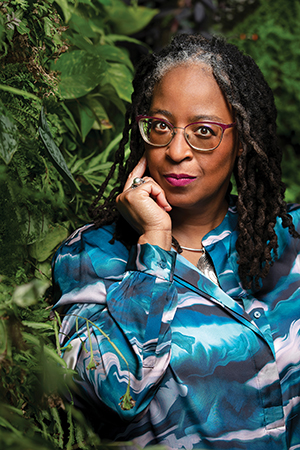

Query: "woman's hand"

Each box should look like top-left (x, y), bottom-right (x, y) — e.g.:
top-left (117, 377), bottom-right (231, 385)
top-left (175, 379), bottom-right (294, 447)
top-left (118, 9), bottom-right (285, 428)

top-left (116, 155), bottom-right (172, 250)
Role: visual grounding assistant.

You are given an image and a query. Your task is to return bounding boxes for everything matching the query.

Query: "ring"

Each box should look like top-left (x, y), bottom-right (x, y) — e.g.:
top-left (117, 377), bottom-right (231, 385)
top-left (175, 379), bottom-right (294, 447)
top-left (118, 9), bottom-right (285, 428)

top-left (131, 177), bottom-right (145, 189)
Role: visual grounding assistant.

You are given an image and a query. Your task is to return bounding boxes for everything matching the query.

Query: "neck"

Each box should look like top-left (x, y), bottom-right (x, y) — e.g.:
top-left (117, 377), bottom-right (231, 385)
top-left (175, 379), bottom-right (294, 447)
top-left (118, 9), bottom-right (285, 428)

top-left (171, 198), bottom-right (228, 248)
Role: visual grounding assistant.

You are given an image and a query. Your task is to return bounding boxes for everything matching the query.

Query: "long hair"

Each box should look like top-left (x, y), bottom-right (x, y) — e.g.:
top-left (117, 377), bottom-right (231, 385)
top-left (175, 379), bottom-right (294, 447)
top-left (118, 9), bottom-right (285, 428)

top-left (88, 34), bottom-right (299, 290)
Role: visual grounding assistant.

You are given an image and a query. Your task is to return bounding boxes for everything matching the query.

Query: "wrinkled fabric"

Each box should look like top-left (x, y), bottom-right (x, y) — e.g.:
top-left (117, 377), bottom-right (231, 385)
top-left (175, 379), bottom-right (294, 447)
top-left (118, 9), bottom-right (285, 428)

top-left (52, 198), bottom-right (300, 449)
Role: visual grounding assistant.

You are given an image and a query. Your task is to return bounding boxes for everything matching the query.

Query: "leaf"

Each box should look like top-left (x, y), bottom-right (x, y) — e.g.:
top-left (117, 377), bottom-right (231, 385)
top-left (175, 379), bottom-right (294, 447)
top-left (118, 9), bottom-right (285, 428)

top-left (103, 63), bottom-right (133, 102)
top-left (12, 279), bottom-right (50, 308)
top-left (43, 17), bottom-right (54, 38)
top-left (38, 107), bottom-right (78, 195)
top-left (99, 83), bottom-right (126, 114)
top-left (51, 50), bottom-right (107, 99)
top-left (80, 95), bottom-right (110, 136)
top-left (106, 33), bottom-right (148, 46)
top-left (22, 332), bottom-right (67, 368)
top-left (54, 0), bottom-right (72, 23)
top-left (66, 34), bottom-right (95, 53)
top-left (28, 223), bottom-right (69, 262)
top-left (61, 102), bottom-right (81, 137)
top-left (0, 102), bottom-right (19, 164)
top-left (105, 1), bottom-right (158, 35)
top-left (17, 20), bottom-right (30, 36)
top-left (22, 321), bottom-right (53, 330)
top-left (0, 415), bottom-right (23, 436)
top-left (0, 83), bottom-right (41, 101)
top-left (86, 44), bottom-right (134, 70)
top-left (68, 12), bottom-right (98, 38)
top-left (94, 132), bottom-right (122, 164)
top-left (78, 103), bottom-right (97, 143)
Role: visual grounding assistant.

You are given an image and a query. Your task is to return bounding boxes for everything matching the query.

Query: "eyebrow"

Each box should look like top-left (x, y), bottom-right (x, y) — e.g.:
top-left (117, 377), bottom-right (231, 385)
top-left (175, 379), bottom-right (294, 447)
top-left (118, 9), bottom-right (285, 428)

top-left (149, 108), bottom-right (224, 123)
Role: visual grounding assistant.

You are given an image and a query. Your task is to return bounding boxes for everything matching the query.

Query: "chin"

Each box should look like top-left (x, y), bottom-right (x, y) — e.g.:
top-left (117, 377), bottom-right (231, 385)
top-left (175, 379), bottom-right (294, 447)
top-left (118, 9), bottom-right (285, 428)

top-left (166, 196), bottom-right (198, 210)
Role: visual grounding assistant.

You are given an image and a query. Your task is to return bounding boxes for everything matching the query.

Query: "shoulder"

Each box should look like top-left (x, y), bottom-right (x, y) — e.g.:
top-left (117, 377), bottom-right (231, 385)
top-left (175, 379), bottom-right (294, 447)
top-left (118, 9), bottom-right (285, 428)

top-left (286, 203), bottom-right (300, 225)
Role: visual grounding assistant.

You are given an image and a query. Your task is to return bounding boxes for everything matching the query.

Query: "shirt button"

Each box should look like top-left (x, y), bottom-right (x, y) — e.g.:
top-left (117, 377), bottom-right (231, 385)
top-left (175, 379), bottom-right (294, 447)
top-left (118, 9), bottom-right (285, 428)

top-left (254, 311), bottom-right (261, 319)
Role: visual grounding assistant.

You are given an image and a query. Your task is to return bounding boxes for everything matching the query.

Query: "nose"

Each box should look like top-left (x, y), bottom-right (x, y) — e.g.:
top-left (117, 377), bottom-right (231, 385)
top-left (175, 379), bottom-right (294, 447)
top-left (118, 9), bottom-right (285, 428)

top-left (165, 128), bottom-right (193, 162)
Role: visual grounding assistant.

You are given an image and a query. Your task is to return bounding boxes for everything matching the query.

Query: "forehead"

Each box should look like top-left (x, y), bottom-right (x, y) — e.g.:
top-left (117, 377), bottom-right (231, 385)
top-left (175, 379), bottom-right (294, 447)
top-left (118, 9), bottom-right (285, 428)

top-left (150, 63), bottom-right (232, 121)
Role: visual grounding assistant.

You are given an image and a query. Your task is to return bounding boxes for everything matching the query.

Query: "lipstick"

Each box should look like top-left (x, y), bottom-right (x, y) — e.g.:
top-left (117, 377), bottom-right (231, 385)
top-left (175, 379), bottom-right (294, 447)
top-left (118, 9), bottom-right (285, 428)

top-left (164, 173), bottom-right (196, 187)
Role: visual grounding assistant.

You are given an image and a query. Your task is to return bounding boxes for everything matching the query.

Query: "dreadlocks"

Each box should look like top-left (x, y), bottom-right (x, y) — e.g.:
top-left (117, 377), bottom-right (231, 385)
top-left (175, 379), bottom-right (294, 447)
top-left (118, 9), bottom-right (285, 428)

top-left (88, 33), bottom-right (299, 290)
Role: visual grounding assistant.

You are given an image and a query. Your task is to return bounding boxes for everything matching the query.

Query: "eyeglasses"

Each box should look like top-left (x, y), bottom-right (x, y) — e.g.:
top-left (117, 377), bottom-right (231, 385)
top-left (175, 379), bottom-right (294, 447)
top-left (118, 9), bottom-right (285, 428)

top-left (136, 115), bottom-right (236, 152)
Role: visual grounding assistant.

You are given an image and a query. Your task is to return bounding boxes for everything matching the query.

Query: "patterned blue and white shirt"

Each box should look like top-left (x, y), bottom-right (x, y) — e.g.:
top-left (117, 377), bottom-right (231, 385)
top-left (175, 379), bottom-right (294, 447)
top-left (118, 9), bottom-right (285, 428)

top-left (53, 198), bottom-right (300, 449)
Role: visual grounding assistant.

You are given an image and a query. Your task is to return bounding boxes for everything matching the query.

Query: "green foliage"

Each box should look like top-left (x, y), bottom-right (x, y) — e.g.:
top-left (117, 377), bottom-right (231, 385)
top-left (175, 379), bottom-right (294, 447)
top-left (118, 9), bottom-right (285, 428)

top-left (0, 277), bottom-right (136, 449)
top-left (0, 0), bottom-right (156, 447)
top-left (227, 0), bottom-right (300, 203)
top-left (0, 0), bottom-right (154, 277)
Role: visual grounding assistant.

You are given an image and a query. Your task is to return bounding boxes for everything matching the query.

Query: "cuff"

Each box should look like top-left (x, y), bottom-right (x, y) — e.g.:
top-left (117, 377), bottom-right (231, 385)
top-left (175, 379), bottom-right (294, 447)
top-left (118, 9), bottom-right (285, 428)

top-left (126, 243), bottom-right (176, 282)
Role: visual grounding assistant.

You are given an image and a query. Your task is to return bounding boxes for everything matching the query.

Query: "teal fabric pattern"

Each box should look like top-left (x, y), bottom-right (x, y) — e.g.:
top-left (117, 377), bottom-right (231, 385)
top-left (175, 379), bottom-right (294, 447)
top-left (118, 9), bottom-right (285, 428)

top-left (52, 198), bottom-right (300, 449)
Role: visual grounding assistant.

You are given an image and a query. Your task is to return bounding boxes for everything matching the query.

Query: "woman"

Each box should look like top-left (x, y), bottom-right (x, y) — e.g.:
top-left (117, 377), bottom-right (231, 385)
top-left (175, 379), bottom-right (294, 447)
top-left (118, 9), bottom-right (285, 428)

top-left (52, 34), bottom-right (300, 449)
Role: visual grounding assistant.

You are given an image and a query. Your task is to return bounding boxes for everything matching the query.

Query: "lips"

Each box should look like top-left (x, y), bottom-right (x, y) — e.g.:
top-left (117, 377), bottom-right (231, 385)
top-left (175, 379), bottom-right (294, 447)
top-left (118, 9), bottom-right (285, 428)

top-left (164, 173), bottom-right (196, 187)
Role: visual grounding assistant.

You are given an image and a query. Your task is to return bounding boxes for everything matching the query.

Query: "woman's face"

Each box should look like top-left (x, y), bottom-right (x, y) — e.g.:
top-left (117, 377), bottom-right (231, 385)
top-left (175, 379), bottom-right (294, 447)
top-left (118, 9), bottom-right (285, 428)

top-left (145, 63), bottom-right (242, 214)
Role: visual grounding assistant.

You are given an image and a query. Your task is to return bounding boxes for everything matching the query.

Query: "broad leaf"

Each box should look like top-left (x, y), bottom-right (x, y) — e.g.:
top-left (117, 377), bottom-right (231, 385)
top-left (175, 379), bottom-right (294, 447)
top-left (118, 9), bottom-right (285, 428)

top-left (105, 1), bottom-right (158, 35)
top-left (51, 50), bottom-right (107, 99)
top-left (79, 96), bottom-right (110, 139)
top-left (78, 102), bottom-right (97, 142)
top-left (68, 12), bottom-right (97, 38)
top-left (103, 63), bottom-right (133, 102)
top-left (90, 44), bottom-right (133, 70)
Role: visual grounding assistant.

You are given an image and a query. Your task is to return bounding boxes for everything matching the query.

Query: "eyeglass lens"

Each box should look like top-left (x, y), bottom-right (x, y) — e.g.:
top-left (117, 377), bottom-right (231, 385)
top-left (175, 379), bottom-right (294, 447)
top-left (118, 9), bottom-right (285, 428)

top-left (139, 118), bottom-right (223, 151)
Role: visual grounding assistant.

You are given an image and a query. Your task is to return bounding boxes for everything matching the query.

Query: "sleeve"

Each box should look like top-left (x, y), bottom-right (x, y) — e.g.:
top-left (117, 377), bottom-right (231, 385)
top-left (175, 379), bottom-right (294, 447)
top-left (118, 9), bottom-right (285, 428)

top-left (52, 235), bottom-right (178, 421)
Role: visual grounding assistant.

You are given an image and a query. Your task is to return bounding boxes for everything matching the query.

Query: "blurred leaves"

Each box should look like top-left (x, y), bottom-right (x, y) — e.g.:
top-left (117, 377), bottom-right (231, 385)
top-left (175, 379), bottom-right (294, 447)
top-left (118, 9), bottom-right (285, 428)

top-left (12, 279), bottom-right (50, 308)
top-left (104, 0), bottom-right (158, 35)
top-left (28, 222), bottom-right (69, 262)
top-left (227, 0), bottom-right (300, 203)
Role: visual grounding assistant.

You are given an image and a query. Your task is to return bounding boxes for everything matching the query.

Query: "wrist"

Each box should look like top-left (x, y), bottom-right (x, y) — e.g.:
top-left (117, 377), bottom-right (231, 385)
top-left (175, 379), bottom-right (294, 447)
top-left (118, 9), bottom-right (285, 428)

top-left (138, 230), bottom-right (172, 251)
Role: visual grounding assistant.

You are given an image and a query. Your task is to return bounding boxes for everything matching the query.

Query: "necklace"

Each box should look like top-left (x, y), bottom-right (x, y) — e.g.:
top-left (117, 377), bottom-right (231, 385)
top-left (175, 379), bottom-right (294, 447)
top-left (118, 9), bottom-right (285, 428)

top-left (180, 245), bottom-right (204, 252)
top-left (172, 236), bottom-right (220, 287)
top-left (171, 236), bottom-right (204, 253)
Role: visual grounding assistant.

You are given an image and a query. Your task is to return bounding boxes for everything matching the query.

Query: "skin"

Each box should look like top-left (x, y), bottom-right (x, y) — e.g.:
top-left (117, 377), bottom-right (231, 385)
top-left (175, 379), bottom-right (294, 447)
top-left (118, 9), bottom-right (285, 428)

top-left (117, 63), bottom-right (242, 267)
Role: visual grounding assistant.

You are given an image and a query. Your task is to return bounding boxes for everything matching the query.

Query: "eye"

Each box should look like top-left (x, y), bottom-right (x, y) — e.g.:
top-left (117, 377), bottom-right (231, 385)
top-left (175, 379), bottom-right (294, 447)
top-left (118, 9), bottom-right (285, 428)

top-left (152, 120), bottom-right (171, 133)
top-left (195, 125), bottom-right (215, 138)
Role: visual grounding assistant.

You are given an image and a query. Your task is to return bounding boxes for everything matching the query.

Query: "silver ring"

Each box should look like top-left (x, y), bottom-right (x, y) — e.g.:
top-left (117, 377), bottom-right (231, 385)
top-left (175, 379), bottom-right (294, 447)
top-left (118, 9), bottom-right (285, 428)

top-left (131, 177), bottom-right (145, 189)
